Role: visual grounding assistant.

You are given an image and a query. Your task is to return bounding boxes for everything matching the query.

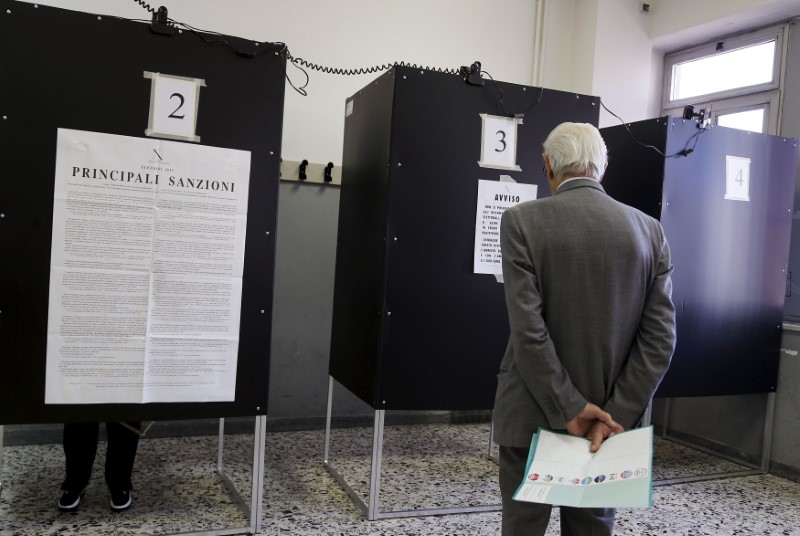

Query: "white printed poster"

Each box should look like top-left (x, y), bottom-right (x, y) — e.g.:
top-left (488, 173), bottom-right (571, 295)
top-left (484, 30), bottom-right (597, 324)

top-left (45, 128), bottom-right (251, 404)
top-left (473, 179), bottom-right (538, 275)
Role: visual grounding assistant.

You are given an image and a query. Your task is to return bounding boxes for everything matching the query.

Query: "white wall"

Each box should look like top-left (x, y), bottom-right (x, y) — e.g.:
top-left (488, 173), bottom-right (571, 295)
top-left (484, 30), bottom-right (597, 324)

top-left (537, 0), bottom-right (659, 127)
top-left (25, 0), bottom-right (535, 165)
top-left (593, 0), bottom-right (659, 125)
top-left (647, 0), bottom-right (800, 49)
top-left (538, 0), bottom-right (598, 94)
top-left (537, 0), bottom-right (800, 127)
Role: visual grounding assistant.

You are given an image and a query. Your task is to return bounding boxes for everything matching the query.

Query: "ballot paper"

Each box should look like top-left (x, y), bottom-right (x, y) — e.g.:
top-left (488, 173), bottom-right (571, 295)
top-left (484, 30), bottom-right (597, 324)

top-left (513, 426), bottom-right (654, 508)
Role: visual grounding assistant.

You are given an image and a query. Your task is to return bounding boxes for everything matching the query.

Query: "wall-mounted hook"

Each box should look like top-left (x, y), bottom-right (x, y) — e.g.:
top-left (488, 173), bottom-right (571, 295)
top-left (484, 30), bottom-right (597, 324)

top-left (279, 160), bottom-right (341, 185)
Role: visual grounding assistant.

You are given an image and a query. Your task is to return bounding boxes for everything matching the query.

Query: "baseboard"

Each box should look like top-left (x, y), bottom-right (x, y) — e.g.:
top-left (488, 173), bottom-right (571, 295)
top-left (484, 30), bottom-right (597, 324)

top-left (769, 459), bottom-right (800, 484)
top-left (660, 427), bottom-right (761, 466)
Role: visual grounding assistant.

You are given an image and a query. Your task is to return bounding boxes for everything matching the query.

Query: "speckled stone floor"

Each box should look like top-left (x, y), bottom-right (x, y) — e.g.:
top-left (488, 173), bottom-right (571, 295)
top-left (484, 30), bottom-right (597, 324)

top-left (1, 423), bottom-right (799, 535)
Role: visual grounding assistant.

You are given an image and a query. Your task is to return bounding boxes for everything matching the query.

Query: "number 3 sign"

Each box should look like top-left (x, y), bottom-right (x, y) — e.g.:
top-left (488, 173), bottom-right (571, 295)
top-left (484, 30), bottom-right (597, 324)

top-left (144, 71), bottom-right (206, 143)
top-left (478, 113), bottom-right (523, 172)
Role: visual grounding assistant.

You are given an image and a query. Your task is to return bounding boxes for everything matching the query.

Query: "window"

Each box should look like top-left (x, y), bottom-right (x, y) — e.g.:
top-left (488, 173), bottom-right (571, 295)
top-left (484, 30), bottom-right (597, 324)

top-left (716, 108), bottom-right (765, 133)
top-left (662, 25), bottom-right (787, 135)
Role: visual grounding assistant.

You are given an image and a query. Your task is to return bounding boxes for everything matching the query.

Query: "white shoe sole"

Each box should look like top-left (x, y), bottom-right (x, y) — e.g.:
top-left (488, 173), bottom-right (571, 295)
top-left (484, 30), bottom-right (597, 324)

top-left (58, 488), bottom-right (86, 511)
top-left (110, 493), bottom-right (132, 511)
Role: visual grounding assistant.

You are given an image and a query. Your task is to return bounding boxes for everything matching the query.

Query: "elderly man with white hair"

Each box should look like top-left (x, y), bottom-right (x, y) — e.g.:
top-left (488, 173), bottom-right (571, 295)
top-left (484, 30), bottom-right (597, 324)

top-left (493, 122), bottom-right (676, 535)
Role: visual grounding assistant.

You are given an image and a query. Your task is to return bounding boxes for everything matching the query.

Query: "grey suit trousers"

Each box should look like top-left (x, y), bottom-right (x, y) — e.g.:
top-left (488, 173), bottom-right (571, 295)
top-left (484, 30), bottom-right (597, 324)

top-left (499, 446), bottom-right (615, 536)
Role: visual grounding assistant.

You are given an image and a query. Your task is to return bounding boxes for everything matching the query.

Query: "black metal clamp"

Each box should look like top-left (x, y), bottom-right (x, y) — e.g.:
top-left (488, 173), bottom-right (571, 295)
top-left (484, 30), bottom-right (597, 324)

top-left (324, 162), bottom-right (334, 183)
top-left (299, 159), bottom-right (308, 181)
top-left (460, 61), bottom-right (485, 86)
top-left (150, 6), bottom-right (176, 36)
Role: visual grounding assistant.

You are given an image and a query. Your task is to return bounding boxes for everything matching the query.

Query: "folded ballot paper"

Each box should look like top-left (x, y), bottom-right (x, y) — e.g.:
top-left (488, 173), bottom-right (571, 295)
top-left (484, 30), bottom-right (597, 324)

top-left (513, 426), bottom-right (654, 508)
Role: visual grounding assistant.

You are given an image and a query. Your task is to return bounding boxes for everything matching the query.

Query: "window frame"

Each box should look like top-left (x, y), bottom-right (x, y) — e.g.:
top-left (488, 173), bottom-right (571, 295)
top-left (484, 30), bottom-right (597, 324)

top-left (663, 89), bottom-right (780, 135)
top-left (662, 25), bottom-right (786, 111)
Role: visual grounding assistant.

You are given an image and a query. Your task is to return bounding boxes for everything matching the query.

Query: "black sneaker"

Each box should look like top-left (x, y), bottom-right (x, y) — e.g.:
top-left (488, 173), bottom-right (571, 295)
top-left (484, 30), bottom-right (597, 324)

top-left (109, 488), bottom-right (132, 512)
top-left (57, 488), bottom-right (86, 512)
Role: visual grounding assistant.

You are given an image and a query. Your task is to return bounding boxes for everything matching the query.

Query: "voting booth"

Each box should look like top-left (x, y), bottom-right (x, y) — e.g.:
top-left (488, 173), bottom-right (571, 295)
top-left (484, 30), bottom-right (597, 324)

top-left (601, 118), bottom-right (795, 398)
top-left (0, 2), bottom-right (284, 533)
top-left (325, 66), bottom-right (600, 519)
top-left (600, 117), bottom-right (797, 480)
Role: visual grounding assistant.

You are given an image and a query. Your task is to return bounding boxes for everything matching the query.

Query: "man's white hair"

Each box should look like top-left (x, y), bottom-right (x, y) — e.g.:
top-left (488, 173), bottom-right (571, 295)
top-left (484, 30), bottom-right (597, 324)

top-left (543, 122), bottom-right (608, 180)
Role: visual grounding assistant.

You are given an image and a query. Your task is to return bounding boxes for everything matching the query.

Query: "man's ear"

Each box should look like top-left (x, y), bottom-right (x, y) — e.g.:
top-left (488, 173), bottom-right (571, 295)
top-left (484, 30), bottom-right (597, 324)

top-left (543, 154), bottom-right (553, 179)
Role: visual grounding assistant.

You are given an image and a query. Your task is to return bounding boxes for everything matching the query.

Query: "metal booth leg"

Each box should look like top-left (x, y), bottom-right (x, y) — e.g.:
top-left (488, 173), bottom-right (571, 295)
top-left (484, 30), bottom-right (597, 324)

top-left (487, 418), bottom-right (494, 459)
top-left (487, 418), bottom-right (499, 465)
top-left (323, 376), bottom-right (374, 519)
top-left (217, 418), bottom-right (225, 473)
top-left (249, 415), bottom-right (267, 533)
top-left (661, 398), bottom-right (672, 438)
top-left (761, 393), bottom-right (776, 473)
top-left (214, 419), bottom-right (250, 520)
top-left (367, 410), bottom-right (386, 520)
top-left (323, 375), bottom-right (501, 521)
top-left (322, 376), bottom-right (387, 520)
top-left (641, 399), bottom-right (653, 427)
top-left (166, 414), bottom-right (267, 536)
top-left (323, 376), bottom-right (334, 467)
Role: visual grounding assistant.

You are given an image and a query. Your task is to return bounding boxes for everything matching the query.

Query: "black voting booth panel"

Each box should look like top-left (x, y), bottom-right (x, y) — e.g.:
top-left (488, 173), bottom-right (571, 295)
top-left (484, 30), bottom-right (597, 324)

top-left (601, 118), bottom-right (796, 398)
top-left (330, 67), bottom-right (600, 411)
top-left (0, 1), bottom-right (284, 424)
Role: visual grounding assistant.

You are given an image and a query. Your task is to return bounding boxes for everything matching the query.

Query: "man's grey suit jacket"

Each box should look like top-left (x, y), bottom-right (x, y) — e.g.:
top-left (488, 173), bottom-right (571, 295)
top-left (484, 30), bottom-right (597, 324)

top-left (493, 178), bottom-right (676, 448)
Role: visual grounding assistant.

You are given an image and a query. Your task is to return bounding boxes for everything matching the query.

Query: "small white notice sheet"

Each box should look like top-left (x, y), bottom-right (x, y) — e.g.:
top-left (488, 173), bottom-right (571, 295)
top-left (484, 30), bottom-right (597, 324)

top-left (45, 128), bottom-right (251, 404)
top-left (473, 179), bottom-right (538, 275)
top-left (514, 427), bottom-right (654, 508)
top-left (725, 155), bottom-right (751, 202)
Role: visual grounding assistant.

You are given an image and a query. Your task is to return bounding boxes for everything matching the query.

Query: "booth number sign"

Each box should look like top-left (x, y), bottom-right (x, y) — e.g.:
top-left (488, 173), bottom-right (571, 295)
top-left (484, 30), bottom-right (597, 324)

top-left (478, 113), bottom-right (523, 172)
top-left (725, 155), bottom-right (751, 202)
top-left (144, 72), bottom-right (206, 143)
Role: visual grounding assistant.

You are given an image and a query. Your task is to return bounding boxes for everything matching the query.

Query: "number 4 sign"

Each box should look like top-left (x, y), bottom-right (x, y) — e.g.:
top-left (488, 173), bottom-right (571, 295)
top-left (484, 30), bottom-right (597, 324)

top-left (144, 71), bottom-right (206, 143)
top-left (725, 155), bottom-right (751, 202)
top-left (478, 113), bottom-right (523, 172)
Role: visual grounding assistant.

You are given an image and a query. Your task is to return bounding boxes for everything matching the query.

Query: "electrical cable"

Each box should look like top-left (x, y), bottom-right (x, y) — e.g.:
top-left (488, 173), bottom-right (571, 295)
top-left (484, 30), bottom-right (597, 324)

top-left (480, 70), bottom-right (544, 118)
top-left (285, 54), bottom-right (464, 96)
top-left (287, 55), bottom-right (461, 77)
top-left (133, 0), bottom-right (156, 15)
top-left (129, 1), bottom-right (304, 93)
top-left (600, 100), bottom-right (706, 158)
top-left (283, 51), bottom-right (310, 96)
top-left (130, 0), bottom-right (459, 96)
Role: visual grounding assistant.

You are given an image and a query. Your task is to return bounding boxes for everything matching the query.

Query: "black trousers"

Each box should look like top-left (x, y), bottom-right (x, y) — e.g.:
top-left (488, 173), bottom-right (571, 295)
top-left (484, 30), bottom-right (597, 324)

top-left (61, 422), bottom-right (140, 491)
top-left (499, 445), bottom-right (616, 536)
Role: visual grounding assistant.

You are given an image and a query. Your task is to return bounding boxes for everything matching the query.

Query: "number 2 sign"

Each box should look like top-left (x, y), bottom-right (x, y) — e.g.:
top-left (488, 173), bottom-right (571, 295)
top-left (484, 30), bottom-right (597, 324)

top-left (144, 71), bottom-right (206, 143)
top-left (478, 113), bottom-right (523, 172)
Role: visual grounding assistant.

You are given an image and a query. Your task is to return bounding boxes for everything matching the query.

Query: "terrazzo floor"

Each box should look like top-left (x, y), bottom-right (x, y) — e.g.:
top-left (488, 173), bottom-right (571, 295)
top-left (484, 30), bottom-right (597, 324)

top-left (1, 423), bottom-right (799, 535)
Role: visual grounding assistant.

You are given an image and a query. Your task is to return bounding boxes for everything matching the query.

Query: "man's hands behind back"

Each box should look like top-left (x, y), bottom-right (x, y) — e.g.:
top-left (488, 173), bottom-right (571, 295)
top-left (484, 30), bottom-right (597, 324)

top-left (565, 403), bottom-right (624, 453)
